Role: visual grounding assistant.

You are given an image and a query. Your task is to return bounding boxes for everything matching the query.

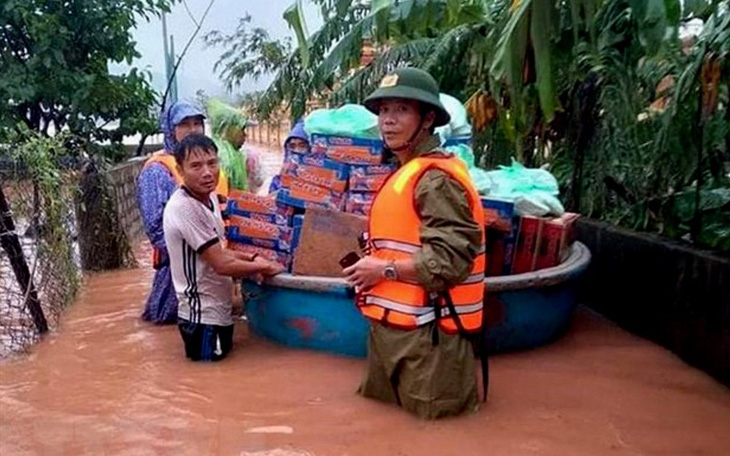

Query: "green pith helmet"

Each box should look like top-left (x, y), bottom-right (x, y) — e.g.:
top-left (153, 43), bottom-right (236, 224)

top-left (363, 67), bottom-right (450, 127)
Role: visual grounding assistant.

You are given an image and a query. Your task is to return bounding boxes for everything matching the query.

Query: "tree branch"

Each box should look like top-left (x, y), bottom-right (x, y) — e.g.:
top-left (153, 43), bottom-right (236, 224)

top-left (159, 0), bottom-right (217, 113)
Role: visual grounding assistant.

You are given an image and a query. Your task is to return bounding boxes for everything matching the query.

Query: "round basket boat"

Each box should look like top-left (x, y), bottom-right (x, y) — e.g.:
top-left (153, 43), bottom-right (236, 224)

top-left (244, 242), bottom-right (591, 357)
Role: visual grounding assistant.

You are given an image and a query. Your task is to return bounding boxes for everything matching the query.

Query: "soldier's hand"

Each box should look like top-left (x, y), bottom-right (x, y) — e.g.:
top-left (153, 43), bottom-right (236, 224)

top-left (343, 256), bottom-right (388, 290)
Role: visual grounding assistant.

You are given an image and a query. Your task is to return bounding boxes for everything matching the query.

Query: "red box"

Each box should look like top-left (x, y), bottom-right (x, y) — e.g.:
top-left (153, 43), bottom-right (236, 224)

top-left (512, 216), bottom-right (545, 274)
top-left (484, 228), bottom-right (507, 277)
top-left (535, 213), bottom-right (580, 270)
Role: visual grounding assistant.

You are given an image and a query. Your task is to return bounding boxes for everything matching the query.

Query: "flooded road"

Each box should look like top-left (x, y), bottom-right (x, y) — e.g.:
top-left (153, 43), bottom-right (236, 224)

top-left (2, 243), bottom-right (729, 455)
top-left (2, 145), bottom-right (730, 455)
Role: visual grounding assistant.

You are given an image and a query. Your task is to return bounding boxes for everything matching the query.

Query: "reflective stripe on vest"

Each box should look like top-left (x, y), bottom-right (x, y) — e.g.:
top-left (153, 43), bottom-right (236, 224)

top-left (362, 295), bottom-right (484, 328)
top-left (360, 155), bottom-right (486, 334)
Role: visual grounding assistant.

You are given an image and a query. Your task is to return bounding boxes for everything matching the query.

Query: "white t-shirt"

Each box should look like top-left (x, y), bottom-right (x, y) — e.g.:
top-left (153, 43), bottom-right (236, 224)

top-left (163, 187), bottom-right (233, 326)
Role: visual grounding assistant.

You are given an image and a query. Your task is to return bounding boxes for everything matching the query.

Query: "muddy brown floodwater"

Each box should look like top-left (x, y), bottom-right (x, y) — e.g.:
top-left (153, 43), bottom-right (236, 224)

top-left (2, 247), bottom-right (730, 454)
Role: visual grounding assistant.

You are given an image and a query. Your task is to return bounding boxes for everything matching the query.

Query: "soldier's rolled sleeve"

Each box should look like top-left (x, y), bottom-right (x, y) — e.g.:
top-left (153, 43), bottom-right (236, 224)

top-left (412, 169), bottom-right (482, 292)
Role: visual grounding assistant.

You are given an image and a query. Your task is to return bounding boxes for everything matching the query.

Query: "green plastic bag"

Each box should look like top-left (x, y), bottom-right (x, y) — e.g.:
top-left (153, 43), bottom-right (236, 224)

top-left (304, 104), bottom-right (380, 139)
top-left (444, 143), bottom-right (476, 168)
top-left (481, 159), bottom-right (565, 217)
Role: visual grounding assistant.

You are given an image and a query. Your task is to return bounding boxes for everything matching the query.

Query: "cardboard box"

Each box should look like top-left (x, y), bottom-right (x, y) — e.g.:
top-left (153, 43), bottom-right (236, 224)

top-left (481, 198), bottom-right (518, 276)
top-left (345, 192), bottom-right (376, 216)
top-left (227, 215), bottom-right (293, 247)
top-left (485, 228), bottom-right (506, 277)
top-left (226, 228), bottom-right (293, 253)
top-left (228, 242), bottom-right (291, 269)
top-left (226, 205), bottom-right (291, 226)
top-left (291, 214), bottom-right (304, 251)
top-left (277, 176), bottom-right (345, 211)
top-left (282, 154), bottom-right (350, 193)
top-left (535, 213), bottom-right (580, 270)
top-left (512, 215), bottom-right (545, 274)
top-left (348, 164), bottom-right (396, 192)
top-left (292, 207), bottom-right (367, 277)
top-left (227, 191), bottom-right (294, 217)
top-left (481, 197), bottom-right (515, 233)
top-left (311, 134), bottom-right (384, 165)
top-left (501, 222), bottom-right (518, 275)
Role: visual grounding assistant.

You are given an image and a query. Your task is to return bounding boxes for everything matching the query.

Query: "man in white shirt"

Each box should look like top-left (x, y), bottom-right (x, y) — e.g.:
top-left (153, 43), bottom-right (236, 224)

top-left (163, 134), bottom-right (284, 361)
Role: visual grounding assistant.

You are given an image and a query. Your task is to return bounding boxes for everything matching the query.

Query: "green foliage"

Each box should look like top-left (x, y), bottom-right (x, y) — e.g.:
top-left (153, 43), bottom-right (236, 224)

top-left (4, 127), bottom-right (81, 308)
top-left (210, 0), bottom-right (730, 253)
top-left (0, 0), bottom-right (173, 160)
top-left (205, 14), bottom-right (293, 92)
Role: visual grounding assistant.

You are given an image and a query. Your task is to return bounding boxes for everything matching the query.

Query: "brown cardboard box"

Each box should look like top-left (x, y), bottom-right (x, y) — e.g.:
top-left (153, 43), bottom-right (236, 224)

top-left (292, 207), bottom-right (367, 277)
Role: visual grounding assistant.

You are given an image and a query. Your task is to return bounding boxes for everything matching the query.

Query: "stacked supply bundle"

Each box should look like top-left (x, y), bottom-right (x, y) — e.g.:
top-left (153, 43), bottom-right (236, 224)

top-left (479, 158), bottom-right (580, 275)
top-left (345, 164), bottom-right (396, 216)
top-left (511, 212), bottom-right (580, 274)
top-left (225, 191), bottom-right (295, 269)
top-left (305, 104), bottom-right (389, 217)
top-left (273, 105), bottom-right (384, 211)
top-left (481, 195), bottom-right (580, 276)
top-left (481, 197), bottom-right (518, 277)
top-left (276, 153), bottom-right (349, 211)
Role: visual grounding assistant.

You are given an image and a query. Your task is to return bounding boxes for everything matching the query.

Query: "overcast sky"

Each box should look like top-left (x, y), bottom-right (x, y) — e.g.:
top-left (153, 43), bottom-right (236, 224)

top-left (120, 0), bottom-right (703, 105)
top-left (119, 0), bottom-right (321, 103)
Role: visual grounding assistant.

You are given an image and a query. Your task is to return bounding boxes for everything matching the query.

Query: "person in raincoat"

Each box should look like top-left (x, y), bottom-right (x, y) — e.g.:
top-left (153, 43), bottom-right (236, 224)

top-left (207, 98), bottom-right (265, 193)
top-left (136, 101), bottom-right (228, 324)
top-left (268, 120), bottom-right (310, 193)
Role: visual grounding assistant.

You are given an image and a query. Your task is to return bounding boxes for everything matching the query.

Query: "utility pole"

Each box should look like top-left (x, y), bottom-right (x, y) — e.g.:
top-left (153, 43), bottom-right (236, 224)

top-left (162, 13), bottom-right (179, 105)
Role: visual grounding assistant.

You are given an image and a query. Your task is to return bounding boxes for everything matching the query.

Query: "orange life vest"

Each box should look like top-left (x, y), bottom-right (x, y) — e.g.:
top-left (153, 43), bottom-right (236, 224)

top-left (144, 151), bottom-right (230, 268)
top-left (359, 155), bottom-right (486, 334)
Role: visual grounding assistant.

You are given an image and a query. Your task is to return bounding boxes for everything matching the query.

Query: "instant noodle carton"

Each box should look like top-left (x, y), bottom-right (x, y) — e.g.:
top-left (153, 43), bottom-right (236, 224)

top-left (226, 230), bottom-right (293, 253)
top-left (226, 206), bottom-right (290, 226)
top-left (282, 154), bottom-right (349, 193)
top-left (348, 164), bottom-right (396, 192)
top-left (227, 243), bottom-right (291, 269)
top-left (344, 192), bottom-right (376, 216)
top-left (310, 134), bottom-right (383, 165)
top-left (227, 215), bottom-right (294, 253)
top-left (227, 191), bottom-right (294, 217)
top-left (277, 176), bottom-right (345, 211)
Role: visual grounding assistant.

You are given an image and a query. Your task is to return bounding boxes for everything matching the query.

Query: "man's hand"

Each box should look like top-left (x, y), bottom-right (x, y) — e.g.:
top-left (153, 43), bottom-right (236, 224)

top-left (343, 256), bottom-right (388, 290)
top-left (231, 250), bottom-right (256, 262)
top-left (254, 256), bottom-right (285, 277)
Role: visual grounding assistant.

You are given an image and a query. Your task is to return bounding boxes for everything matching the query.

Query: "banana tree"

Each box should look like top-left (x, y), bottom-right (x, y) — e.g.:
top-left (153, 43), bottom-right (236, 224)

top-left (658, 2), bottom-right (730, 249)
top-left (259, 0), bottom-right (491, 119)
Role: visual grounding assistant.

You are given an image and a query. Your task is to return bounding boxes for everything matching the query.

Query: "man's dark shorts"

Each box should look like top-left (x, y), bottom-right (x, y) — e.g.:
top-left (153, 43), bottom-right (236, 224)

top-left (178, 319), bottom-right (234, 362)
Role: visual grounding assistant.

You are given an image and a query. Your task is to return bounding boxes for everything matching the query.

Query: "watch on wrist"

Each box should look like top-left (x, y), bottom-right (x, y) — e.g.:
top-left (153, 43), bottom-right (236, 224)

top-left (383, 261), bottom-right (398, 281)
